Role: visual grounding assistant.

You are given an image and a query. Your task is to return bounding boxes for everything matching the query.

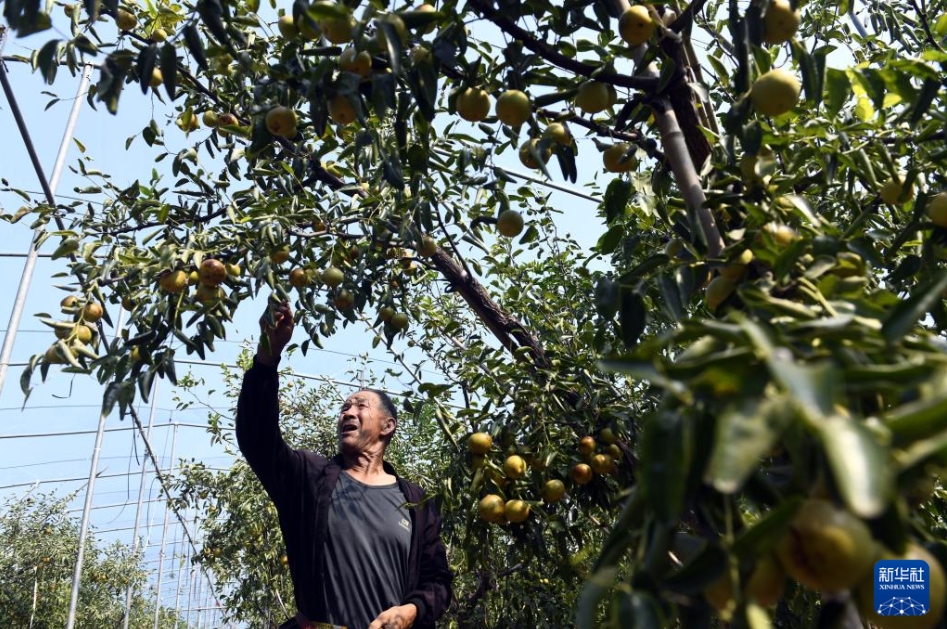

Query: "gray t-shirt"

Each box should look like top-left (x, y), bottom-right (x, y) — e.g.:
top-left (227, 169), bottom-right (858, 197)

top-left (320, 471), bottom-right (412, 629)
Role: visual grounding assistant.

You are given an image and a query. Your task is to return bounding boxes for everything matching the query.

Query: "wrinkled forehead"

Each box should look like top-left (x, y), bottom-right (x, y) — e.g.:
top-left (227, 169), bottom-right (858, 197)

top-left (343, 391), bottom-right (381, 407)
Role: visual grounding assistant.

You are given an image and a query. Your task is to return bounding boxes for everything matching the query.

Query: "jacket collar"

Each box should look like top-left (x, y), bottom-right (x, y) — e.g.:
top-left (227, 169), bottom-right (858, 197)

top-left (329, 453), bottom-right (402, 479)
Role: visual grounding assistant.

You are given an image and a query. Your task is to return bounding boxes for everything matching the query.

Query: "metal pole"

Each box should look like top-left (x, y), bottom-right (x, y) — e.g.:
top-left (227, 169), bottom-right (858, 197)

top-left (64, 311), bottom-right (125, 629)
top-left (153, 423), bottom-right (178, 629)
top-left (173, 518), bottom-right (187, 628)
top-left (185, 560), bottom-right (196, 627)
top-left (123, 380), bottom-right (160, 629)
top-left (193, 574), bottom-right (204, 629)
top-left (28, 568), bottom-right (39, 629)
top-left (0, 51), bottom-right (93, 398)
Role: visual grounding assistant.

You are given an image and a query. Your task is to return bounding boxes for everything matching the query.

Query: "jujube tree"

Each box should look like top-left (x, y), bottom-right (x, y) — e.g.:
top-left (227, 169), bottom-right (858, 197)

top-left (4, 0), bottom-right (947, 626)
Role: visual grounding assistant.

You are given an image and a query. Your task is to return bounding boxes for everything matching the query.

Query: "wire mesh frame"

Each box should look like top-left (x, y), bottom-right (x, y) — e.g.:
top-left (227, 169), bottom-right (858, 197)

top-left (0, 44), bottom-right (225, 627)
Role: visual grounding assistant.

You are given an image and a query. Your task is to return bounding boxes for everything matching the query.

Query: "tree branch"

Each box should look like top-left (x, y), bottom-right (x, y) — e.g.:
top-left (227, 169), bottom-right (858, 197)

top-left (661, 53), bottom-right (712, 168)
top-left (668, 0), bottom-right (712, 34)
top-left (429, 248), bottom-right (550, 369)
top-left (99, 205), bottom-right (230, 236)
top-left (537, 106), bottom-right (668, 164)
top-left (467, 0), bottom-right (659, 92)
top-left (652, 97), bottom-right (724, 256)
top-left (907, 0), bottom-right (945, 51)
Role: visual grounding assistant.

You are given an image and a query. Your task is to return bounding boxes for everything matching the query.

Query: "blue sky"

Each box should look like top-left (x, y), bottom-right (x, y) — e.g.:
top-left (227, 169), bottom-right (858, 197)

top-left (0, 11), bottom-right (609, 620)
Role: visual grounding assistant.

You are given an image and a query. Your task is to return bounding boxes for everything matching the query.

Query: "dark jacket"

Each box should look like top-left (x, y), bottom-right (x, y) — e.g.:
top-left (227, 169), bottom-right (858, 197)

top-left (235, 358), bottom-right (453, 629)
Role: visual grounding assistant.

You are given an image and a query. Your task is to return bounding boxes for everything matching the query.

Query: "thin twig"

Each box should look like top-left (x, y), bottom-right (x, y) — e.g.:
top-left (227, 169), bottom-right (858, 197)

top-left (536, 106), bottom-right (668, 163)
top-left (431, 197), bottom-right (477, 286)
top-left (668, 0), bottom-right (712, 34)
top-left (907, 0), bottom-right (944, 51)
top-left (467, 0), bottom-right (660, 92)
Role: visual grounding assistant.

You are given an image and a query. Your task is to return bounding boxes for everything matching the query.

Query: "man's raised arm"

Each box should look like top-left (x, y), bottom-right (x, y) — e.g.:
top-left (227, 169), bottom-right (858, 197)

top-left (235, 301), bottom-right (300, 502)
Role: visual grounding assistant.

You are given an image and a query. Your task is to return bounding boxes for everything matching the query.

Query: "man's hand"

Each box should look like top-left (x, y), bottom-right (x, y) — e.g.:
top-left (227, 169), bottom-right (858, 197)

top-left (366, 603), bottom-right (417, 629)
top-left (256, 300), bottom-right (294, 366)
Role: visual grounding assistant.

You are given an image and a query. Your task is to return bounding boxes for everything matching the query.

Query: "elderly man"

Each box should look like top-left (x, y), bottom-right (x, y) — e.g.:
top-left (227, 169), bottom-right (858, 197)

top-left (236, 301), bottom-right (453, 629)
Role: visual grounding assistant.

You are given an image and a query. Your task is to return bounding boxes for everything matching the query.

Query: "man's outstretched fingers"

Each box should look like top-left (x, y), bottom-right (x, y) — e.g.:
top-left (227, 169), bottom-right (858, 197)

top-left (256, 300), bottom-right (295, 364)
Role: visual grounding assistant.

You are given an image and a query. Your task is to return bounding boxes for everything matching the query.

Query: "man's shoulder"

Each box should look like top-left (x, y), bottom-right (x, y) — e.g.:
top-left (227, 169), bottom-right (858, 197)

top-left (288, 449), bottom-right (341, 478)
top-left (396, 476), bottom-right (428, 503)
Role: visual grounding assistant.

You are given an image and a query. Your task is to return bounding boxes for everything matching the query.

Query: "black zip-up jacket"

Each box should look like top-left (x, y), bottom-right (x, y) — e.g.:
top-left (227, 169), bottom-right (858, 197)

top-left (235, 358), bottom-right (453, 628)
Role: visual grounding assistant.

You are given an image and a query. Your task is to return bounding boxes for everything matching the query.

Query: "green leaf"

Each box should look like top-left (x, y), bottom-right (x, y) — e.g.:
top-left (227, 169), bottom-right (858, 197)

top-left (102, 380), bottom-right (122, 416)
top-left (599, 358), bottom-right (689, 399)
top-left (732, 496), bottom-right (802, 558)
top-left (818, 415), bottom-right (893, 518)
top-left (554, 143), bottom-right (578, 184)
top-left (935, 13), bottom-right (947, 37)
top-left (594, 276), bottom-right (619, 319)
top-left (20, 361), bottom-right (35, 398)
top-left (603, 178), bottom-right (632, 224)
top-left (160, 43), bottom-right (177, 100)
top-left (657, 56), bottom-right (677, 94)
top-left (136, 43), bottom-right (158, 94)
top-left (663, 542), bottom-right (728, 594)
top-left (897, 427), bottom-right (947, 472)
top-left (706, 393), bottom-right (794, 494)
top-left (791, 39), bottom-right (821, 107)
top-left (908, 79), bottom-right (939, 127)
top-left (398, 9), bottom-right (442, 31)
top-left (182, 23), bottom-right (209, 71)
top-left (35, 39), bottom-right (61, 85)
top-left (576, 567), bottom-right (620, 629)
top-left (624, 589), bottom-right (665, 629)
top-left (854, 94), bottom-right (875, 121)
top-left (74, 34), bottom-right (98, 55)
top-left (618, 288), bottom-right (647, 348)
top-left (740, 318), bottom-right (835, 419)
top-left (15, 9), bottom-right (52, 36)
top-left (407, 56), bottom-right (437, 122)
top-left (844, 363), bottom-right (936, 393)
top-left (98, 54), bottom-right (129, 114)
top-left (164, 350), bottom-right (177, 385)
top-left (197, 0), bottom-right (232, 49)
top-left (596, 225), bottom-right (624, 255)
top-left (882, 270), bottom-right (947, 343)
top-left (657, 272), bottom-right (683, 321)
top-left (83, 0), bottom-right (102, 20)
top-left (137, 367), bottom-right (156, 401)
top-left (885, 380), bottom-right (947, 446)
top-left (639, 410), bottom-right (689, 525)
top-left (377, 19), bottom-right (404, 76)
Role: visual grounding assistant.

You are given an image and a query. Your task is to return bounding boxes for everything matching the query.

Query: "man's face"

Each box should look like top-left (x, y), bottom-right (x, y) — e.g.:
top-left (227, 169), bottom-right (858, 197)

top-left (337, 391), bottom-right (394, 454)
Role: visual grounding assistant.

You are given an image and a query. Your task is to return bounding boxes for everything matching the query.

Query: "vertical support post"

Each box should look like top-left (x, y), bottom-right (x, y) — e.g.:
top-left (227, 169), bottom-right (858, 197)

top-left (153, 423), bottom-right (178, 629)
top-left (173, 515), bottom-right (186, 628)
top-left (122, 380), bottom-right (160, 629)
top-left (185, 555), bottom-right (196, 626)
top-left (196, 577), bottom-right (205, 627)
top-left (65, 307), bottom-right (126, 629)
top-left (0, 57), bottom-right (94, 398)
top-left (29, 567), bottom-right (39, 629)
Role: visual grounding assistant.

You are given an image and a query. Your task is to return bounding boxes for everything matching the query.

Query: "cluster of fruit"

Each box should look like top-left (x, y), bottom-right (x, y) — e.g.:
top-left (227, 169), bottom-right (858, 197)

top-left (705, 499), bottom-right (945, 629)
top-left (704, 166), bottom-right (947, 315)
top-left (155, 257), bottom-right (242, 306)
top-left (455, 76), bottom-right (639, 177)
top-left (470, 428), bottom-right (622, 526)
top-left (269, 3), bottom-right (437, 129)
top-left (42, 296), bottom-right (104, 365)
